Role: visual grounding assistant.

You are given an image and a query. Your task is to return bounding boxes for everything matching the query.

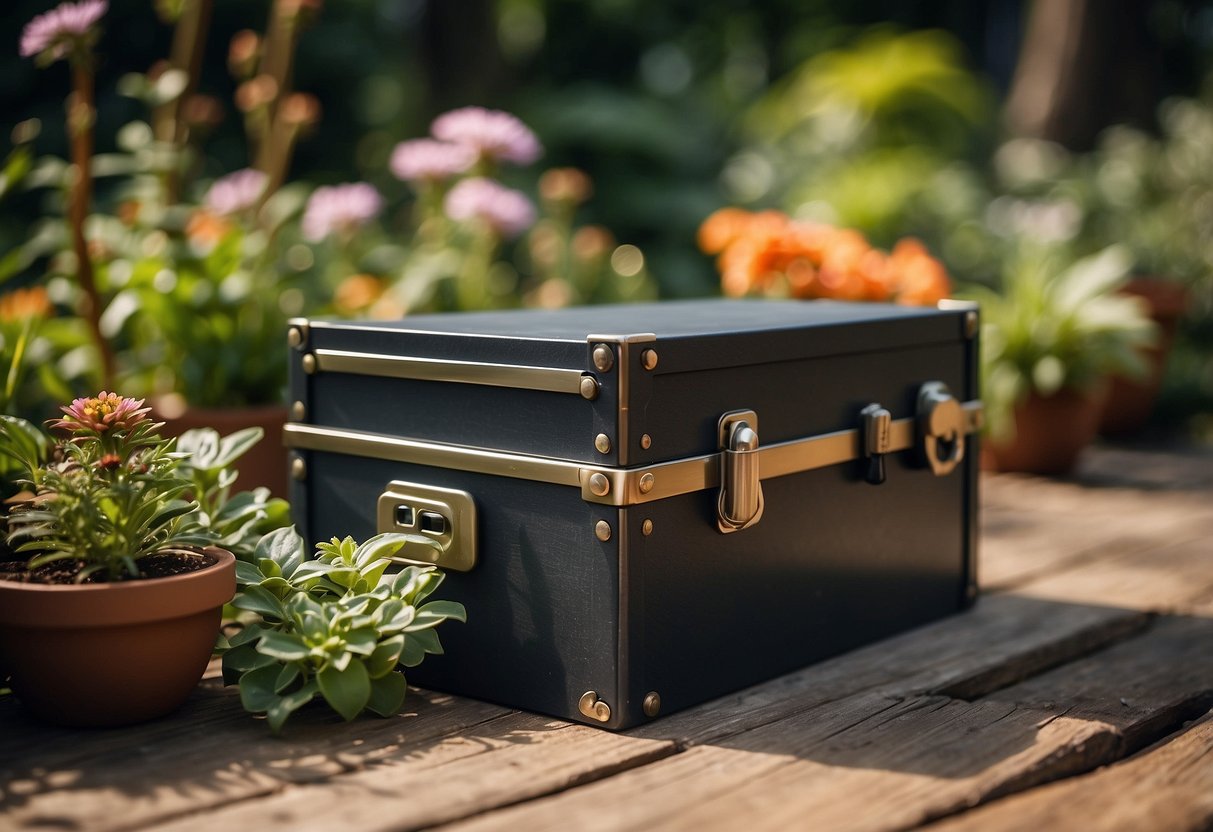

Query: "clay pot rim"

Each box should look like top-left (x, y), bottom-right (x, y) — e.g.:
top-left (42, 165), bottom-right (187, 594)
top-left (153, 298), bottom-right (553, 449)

top-left (0, 546), bottom-right (236, 628)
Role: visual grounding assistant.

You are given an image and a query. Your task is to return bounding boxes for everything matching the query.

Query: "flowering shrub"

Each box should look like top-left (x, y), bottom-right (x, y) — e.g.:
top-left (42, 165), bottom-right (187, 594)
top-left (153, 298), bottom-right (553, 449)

top-left (698, 208), bottom-right (952, 305)
top-left (221, 527), bottom-right (466, 733)
top-left (0, 392), bottom-right (213, 581)
top-left (321, 106), bottom-right (656, 318)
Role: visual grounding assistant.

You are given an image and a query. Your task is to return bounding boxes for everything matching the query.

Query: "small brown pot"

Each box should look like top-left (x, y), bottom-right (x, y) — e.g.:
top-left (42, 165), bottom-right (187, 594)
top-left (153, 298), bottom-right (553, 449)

top-left (983, 385), bottom-right (1107, 476)
top-left (156, 403), bottom-right (289, 498)
top-left (1099, 278), bottom-right (1189, 437)
top-left (0, 547), bottom-right (235, 727)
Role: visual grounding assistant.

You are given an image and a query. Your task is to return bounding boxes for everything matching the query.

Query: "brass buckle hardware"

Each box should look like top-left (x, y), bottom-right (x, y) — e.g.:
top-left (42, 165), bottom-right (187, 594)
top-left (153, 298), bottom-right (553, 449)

top-left (578, 691), bottom-right (612, 722)
top-left (917, 382), bottom-right (967, 476)
top-left (376, 481), bottom-right (478, 571)
top-left (717, 410), bottom-right (764, 534)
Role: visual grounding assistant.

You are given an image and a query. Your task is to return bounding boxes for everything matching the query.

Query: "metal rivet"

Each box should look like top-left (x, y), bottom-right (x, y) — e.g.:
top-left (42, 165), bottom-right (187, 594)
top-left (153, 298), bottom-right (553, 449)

top-left (290, 456), bottom-right (307, 481)
top-left (639, 472), bottom-right (655, 494)
top-left (288, 327), bottom-right (304, 349)
top-left (301, 354), bottom-right (317, 375)
top-left (594, 434), bottom-right (612, 454)
top-left (642, 519), bottom-right (653, 536)
top-left (640, 433), bottom-right (652, 450)
top-left (594, 520), bottom-right (612, 541)
top-left (641, 349), bottom-right (659, 370)
top-left (588, 472), bottom-right (610, 496)
top-left (643, 692), bottom-right (661, 717)
top-left (579, 376), bottom-right (600, 401)
top-left (592, 344), bottom-right (615, 372)
top-left (290, 400), bottom-right (306, 421)
top-left (965, 310), bottom-right (978, 339)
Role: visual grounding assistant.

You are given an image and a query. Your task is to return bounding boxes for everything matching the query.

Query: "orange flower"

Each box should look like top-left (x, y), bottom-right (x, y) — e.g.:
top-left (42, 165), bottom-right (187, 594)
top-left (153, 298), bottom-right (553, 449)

top-left (887, 238), bottom-right (951, 306)
top-left (0, 286), bottom-right (52, 322)
top-left (186, 210), bottom-right (233, 248)
top-left (333, 274), bottom-right (385, 314)
top-left (700, 206), bottom-right (951, 306)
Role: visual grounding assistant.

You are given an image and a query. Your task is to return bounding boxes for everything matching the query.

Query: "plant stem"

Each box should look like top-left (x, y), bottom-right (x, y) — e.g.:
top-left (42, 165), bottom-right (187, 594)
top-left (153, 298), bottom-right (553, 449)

top-left (68, 64), bottom-right (115, 389)
top-left (153, 0), bottom-right (214, 204)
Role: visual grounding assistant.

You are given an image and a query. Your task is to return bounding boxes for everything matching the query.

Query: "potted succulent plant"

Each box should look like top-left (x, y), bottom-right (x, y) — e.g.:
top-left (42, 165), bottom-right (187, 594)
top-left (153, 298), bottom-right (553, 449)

top-left (0, 392), bottom-right (236, 727)
top-left (221, 527), bottom-right (465, 733)
top-left (968, 245), bottom-right (1157, 475)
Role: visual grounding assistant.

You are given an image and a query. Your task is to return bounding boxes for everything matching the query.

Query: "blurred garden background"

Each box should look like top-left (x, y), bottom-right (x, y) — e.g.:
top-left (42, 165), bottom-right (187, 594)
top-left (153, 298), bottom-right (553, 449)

top-left (1, 0), bottom-right (1212, 462)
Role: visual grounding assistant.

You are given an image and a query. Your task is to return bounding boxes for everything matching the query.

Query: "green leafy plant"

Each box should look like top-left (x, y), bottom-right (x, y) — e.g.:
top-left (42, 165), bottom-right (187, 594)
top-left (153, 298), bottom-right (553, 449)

top-left (175, 426), bottom-right (290, 559)
top-left (966, 245), bottom-right (1158, 439)
top-left (0, 392), bottom-right (213, 581)
top-left (221, 527), bottom-right (466, 733)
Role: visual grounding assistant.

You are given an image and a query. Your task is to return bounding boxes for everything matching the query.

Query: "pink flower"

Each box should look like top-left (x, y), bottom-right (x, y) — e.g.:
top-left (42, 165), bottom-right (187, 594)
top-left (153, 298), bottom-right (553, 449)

top-left (390, 139), bottom-right (477, 183)
top-left (204, 168), bottom-right (267, 216)
top-left (430, 107), bottom-right (542, 166)
top-left (52, 392), bottom-right (150, 434)
top-left (20, 0), bottom-right (107, 62)
top-left (444, 177), bottom-right (536, 239)
top-left (302, 183), bottom-right (383, 241)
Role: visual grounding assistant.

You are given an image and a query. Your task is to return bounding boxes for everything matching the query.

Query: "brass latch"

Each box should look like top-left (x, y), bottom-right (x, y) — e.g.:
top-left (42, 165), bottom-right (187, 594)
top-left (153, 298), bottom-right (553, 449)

top-left (717, 410), bottom-right (764, 534)
top-left (376, 480), bottom-right (478, 571)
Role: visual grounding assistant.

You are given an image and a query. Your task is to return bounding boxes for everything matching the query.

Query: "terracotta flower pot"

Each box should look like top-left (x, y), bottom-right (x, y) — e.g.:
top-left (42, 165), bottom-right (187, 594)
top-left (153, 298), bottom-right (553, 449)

top-left (155, 403), bottom-right (290, 498)
top-left (1099, 278), bottom-right (1189, 437)
top-left (983, 385), bottom-right (1107, 476)
top-left (0, 547), bottom-right (235, 727)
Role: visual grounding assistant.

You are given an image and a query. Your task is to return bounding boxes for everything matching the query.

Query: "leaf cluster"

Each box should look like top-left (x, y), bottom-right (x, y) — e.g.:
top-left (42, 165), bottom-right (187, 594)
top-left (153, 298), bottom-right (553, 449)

top-left (174, 426), bottom-right (289, 560)
top-left (221, 527), bottom-right (465, 733)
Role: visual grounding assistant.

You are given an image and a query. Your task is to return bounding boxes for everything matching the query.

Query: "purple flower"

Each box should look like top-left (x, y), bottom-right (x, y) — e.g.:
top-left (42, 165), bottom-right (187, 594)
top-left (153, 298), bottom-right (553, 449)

top-left (302, 183), bottom-right (383, 241)
top-left (444, 177), bottom-right (536, 239)
top-left (390, 139), bottom-right (477, 184)
top-left (20, 0), bottom-right (107, 62)
top-left (204, 168), bottom-right (267, 216)
top-left (430, 107), bottom-right (542, 167)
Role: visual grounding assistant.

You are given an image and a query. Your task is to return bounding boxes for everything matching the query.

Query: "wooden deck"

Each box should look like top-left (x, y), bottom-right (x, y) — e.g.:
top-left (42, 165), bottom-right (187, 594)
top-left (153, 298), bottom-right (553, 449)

top-left (3, 445), bottom-right (1212, 832)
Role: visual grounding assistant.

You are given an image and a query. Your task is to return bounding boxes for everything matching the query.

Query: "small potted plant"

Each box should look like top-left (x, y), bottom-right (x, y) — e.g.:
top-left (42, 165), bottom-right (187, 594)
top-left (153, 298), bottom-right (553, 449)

top-left (0, 392), bottom-right (236, 727)
top-left (968, 245), bottom-right (1157, 475)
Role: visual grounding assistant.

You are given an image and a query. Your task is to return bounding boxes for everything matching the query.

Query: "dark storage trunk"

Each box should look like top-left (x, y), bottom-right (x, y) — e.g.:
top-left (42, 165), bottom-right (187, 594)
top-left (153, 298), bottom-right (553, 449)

top-left (286, 299), bottom-right (982, 729)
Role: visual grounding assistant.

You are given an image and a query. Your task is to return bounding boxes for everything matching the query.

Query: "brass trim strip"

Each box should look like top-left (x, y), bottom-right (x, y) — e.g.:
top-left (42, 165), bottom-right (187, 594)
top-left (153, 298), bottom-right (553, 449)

top-left (312, 349), bottom-right (587, 395)
top-left (285, 399), bottom-right (984, 508)
top-left (285, 424), bottom-right (585, 487)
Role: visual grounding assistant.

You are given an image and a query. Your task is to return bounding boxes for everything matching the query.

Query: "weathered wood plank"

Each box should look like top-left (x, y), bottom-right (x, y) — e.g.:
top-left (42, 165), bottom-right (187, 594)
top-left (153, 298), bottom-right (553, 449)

top-left (437, 614), bottom-right (1213, 832)
top-left (148, 716), bottom-right (676, 832)
top-left (924, 708), bottom-right (1213, 832)
top-left (980, 471), bottom-right (1213, 590)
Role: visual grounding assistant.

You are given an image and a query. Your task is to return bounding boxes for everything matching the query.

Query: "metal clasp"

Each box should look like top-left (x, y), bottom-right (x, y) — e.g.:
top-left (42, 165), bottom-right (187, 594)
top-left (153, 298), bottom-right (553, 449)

top-left (717, 410), bottom-right (764, 533)
top-left (859, 403), bottom-right (892, 485)
top-left (376, 480), bottom-right (478, 571)
top-left (917, 382), bottom-right (967, 476)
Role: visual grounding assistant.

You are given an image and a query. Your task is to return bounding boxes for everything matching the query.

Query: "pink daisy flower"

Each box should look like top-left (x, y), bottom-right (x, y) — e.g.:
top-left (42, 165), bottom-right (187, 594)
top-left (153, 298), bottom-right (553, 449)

top-left (52, 392), bottom-right (150, 434)
top-left (204, 168), bottom-right (267, 216)
top-left (389, 139), bottom-right (477, 183)
top-left (444, 177), bottom-right (536, 239)
top-left (430, 107), bottom-right (542, 167)
top-left (20, 0), bottom-right (107, 62)
top-left (302, 183), bottom-right (383, 241)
